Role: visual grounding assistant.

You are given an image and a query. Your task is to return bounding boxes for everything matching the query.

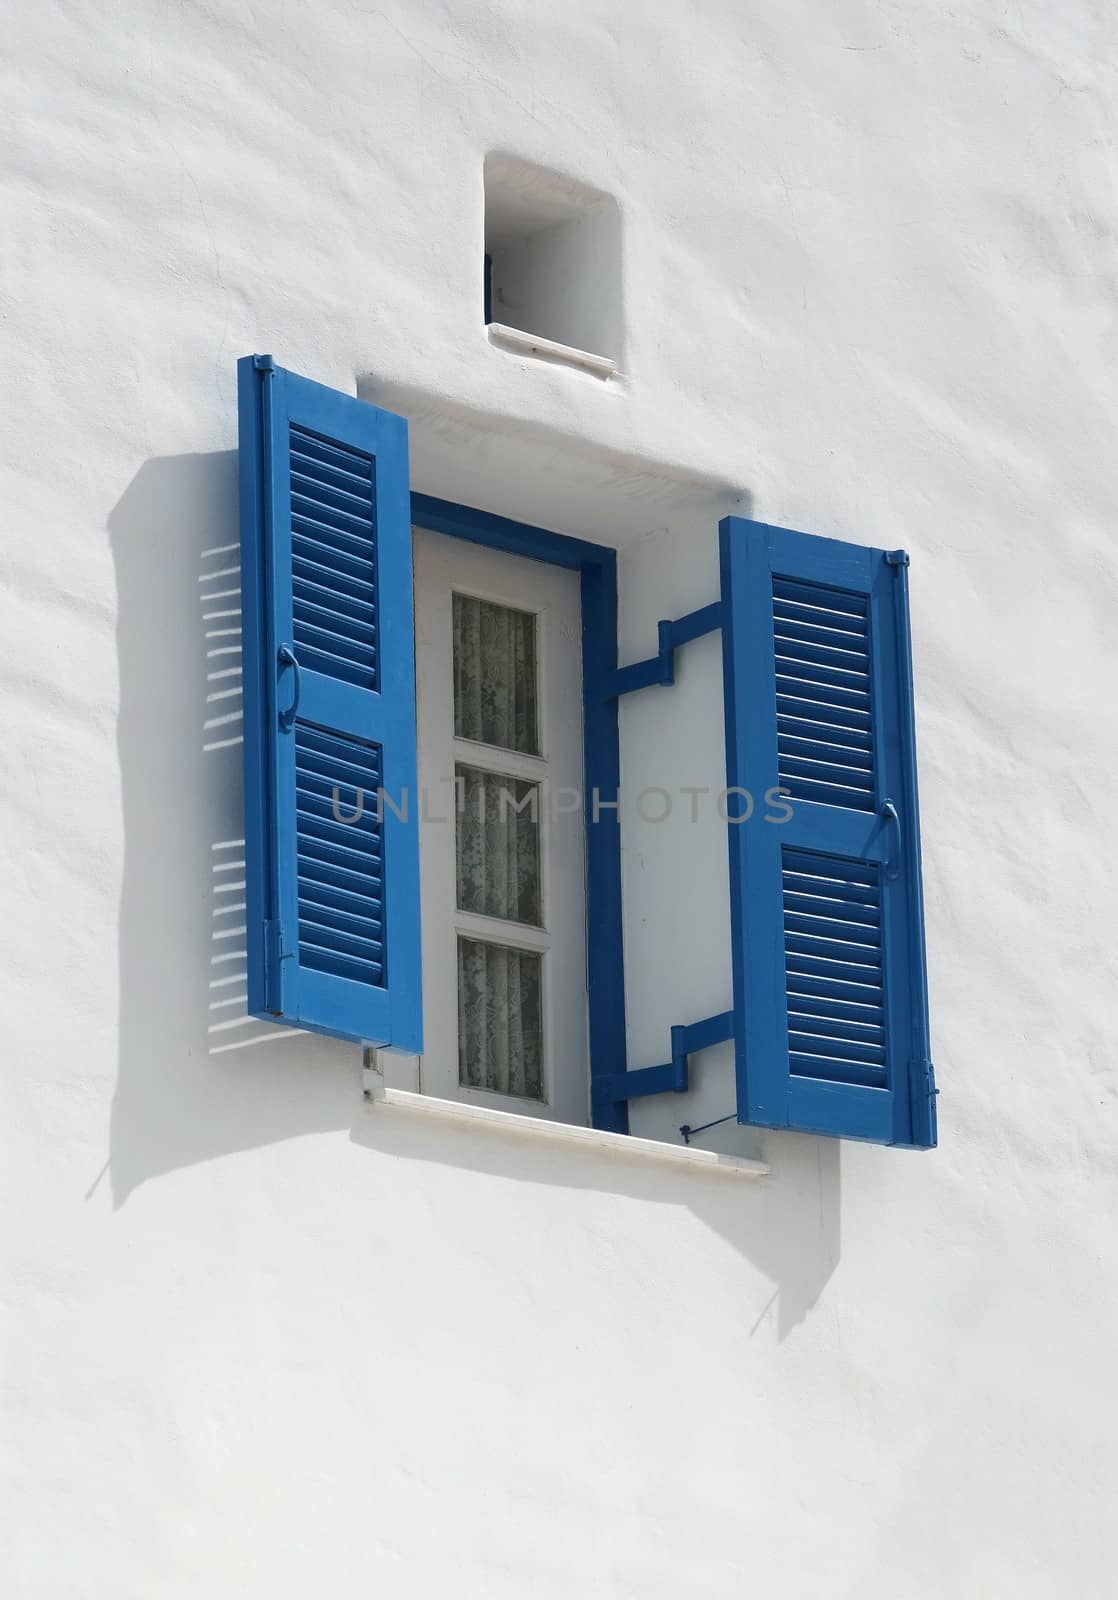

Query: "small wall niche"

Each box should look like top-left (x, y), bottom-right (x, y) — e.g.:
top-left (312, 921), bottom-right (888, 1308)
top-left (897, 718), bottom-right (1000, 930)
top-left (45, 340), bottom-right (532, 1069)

top-left (483, 153), bottom-right (624, 372)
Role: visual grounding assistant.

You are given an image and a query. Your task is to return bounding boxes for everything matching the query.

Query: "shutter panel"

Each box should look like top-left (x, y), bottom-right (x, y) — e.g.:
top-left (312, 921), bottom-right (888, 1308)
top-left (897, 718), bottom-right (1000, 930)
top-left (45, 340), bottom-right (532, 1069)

top-left (720, 516), bottom-right (935, 1147)
top-left (238, 355), bottom-right (422, 1049)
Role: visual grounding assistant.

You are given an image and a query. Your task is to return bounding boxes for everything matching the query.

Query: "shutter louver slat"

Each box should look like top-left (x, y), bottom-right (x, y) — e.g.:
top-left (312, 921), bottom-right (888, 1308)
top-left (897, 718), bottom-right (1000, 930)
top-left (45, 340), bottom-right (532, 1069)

top-left (291, 594), bottom-right (378, 648)
top-left (778, 755), bottom-right (875, 795)
top-left (292, 550), bottom-right (377, 597)
top-left (776, 716), bottom-right (872, 755)
top-left (772, 576), bottom-right (868, 617)
top-left (289, 428), bottom-right (374, 481)
top-left (778, 736), bottom-right (874, 772)
top-left (289, 450), bottom-right (371, 497)
top-left (298, 895), bottom-right (385, 940)
top-left (776, 660), bottom-right (871, 700)
top-left (291, 469), bottom-right (374, 520)
top-left (294, 817), bottom-right (384, 872)
top-left (785, 952), bottom-right (882, 987)
top-left (293, 570), bottom-right (377, 625)
top-left (295, 844), bottom-right (382, 892)
top-left (292, 517), bottom-right (376, 570)
top-left (784, 911), bottom-right (879, 945)
top-left (783, 890), bottom-right (880, 924)
top-left (783, 849), bottom-right (887, 1090)
top-left (774, 635), bottom-right (869, 671)
top-left (295, 723), bottom-right (386, 986)
top-left (289, 423), bottom-right (380, 694)
top-left (775, 695), bottom-right (872, 735)
top-left (292, 624), bottom-right (379, 687)
top-left (774, 575), bottom-right (876, 814)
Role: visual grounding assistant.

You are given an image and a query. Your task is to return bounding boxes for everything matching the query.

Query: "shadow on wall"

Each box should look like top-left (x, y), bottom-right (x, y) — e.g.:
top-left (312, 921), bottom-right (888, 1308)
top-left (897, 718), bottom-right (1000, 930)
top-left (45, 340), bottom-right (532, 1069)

top-left (350, 1110), bottom-right (840, 1340)
top-left (106, 452), bottom-right (359, 1208)
top-left (106, 450), bottom-right (839, 1334)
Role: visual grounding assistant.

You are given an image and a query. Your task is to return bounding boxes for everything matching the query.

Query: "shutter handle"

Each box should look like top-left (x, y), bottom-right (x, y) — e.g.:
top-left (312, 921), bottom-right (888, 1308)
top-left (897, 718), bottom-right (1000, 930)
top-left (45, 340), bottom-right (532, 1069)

top-left (277, 643), bottom-right (301, 731)
top-left (881, 798), bottom-right (901, 881)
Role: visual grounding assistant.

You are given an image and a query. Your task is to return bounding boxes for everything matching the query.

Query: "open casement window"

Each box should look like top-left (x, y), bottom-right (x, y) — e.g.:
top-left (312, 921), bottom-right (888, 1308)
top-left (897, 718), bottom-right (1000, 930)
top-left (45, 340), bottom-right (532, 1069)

top-left (720, 516), bottom-right (936, 1148)
top-left (411, 530), bottom-right (589, 1124)
top-left (237, 357), bottom-right (934, 1149)
top-left (238, 356), bottom-right (421, 1048)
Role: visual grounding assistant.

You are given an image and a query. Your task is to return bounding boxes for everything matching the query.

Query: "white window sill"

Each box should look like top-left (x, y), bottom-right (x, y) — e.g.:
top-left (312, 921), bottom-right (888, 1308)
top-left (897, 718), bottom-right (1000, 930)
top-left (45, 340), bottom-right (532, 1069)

top-left (486, 321), bottom-right (619, 381)
top-left (364, 1082), bottom-right (769, 1179)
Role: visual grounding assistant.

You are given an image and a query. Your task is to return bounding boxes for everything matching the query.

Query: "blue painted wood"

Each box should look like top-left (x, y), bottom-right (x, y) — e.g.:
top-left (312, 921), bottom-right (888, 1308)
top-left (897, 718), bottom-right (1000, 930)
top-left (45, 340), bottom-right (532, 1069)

top-left (603, 600), bottom-right (722, 699)
top-left (602, 653), bottom-right (669, 699)
top-left (679, 1009), bottom-right (734, 1055)
top-left (667, 601), bottom-right (723, 649)
top-left (889, 554), bottom-right (938, 1147)
top-left (720, 515), bottom-right (936, 1148)
top-left (411, 495), bottom-right (630, 1136)
top-left (596, 1060), bottom-right (680, 1102)
top-left (410, 494), bottom-right (606, 570)
top-left (238, 356), bottom-right (422, 1049)
top-left (579, 549), bottom-right (630, 1134)
top-left (596, 1009), bottom-right (734, 1104)
top-left (238, 357), bottom-right (272, 1017)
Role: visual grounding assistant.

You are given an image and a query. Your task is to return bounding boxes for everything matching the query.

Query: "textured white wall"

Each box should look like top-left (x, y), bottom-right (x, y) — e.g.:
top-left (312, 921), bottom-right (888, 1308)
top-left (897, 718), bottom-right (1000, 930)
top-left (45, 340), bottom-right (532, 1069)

top-left (4, 1), bottom-right (1118, 1594)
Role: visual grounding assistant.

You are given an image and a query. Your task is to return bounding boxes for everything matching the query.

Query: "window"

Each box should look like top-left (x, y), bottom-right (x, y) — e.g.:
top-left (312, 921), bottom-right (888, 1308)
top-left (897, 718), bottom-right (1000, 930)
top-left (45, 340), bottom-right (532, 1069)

top-left (412, 529), bottom-right (590, 1124)
top-left (237, 355), bottom-right (937, 1151)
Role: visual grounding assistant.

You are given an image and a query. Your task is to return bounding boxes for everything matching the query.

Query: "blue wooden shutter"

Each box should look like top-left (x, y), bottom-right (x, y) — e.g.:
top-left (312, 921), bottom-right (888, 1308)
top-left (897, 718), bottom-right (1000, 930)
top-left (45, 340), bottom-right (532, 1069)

top-left (720, 516), bottom-right (935, 1147)
top-left (238, 355), bottom-right (422, 1049)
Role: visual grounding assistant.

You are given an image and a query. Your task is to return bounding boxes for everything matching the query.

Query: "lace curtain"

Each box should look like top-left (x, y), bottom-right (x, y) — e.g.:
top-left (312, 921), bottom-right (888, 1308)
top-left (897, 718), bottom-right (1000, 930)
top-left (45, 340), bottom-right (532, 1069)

top-left (452, 592), bottom-right (544, 1100)
top-left (457, 939), bottom-right (543, 1099)
top-left (453, 593), bottom-right (539, 754)
top-left (456, 766), bottom-right (541, 926)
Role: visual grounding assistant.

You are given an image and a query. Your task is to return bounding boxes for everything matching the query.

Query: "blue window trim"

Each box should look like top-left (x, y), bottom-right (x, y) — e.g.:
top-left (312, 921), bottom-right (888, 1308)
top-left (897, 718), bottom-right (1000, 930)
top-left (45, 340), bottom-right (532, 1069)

top-left (410, 494), bottom-right (629, 1135)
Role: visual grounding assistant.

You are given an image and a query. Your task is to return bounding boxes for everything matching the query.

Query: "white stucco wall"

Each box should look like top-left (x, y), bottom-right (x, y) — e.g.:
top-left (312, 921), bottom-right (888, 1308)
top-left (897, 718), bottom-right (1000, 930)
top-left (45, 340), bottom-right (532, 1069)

top-left (4, 1), bottom-right (1118, 1594)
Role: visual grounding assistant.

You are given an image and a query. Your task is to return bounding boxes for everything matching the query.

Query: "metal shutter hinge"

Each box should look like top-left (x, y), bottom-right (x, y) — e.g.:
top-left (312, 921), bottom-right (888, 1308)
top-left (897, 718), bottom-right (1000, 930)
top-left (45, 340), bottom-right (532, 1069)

top-left (911, 1057), bottom-right (939, 1101)
top-left (264, 918), bottom-right (295, 979)
top-left (885, 549), bottom-right (910, 567)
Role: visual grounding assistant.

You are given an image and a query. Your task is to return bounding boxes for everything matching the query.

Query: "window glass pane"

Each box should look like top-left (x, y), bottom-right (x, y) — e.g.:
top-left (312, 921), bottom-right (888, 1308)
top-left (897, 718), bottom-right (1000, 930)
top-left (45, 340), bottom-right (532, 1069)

top-left (455, 764), bottom-right (542, 926)
top-left (458, 938), bottom-right (543, 1100)
top-left (453, 592), bottom-right (539, 754)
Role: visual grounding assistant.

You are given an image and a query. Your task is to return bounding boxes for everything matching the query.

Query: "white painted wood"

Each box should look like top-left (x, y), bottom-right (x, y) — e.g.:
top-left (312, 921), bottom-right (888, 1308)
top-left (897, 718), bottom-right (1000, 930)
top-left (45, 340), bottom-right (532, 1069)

top-left (411, 527), bottom-right (590, 1124)
top-left (451, 736), bottom-right (547, 783)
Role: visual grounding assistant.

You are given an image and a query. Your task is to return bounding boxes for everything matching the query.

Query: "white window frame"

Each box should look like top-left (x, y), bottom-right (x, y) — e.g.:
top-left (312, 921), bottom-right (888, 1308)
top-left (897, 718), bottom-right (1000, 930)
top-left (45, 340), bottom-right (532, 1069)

top-left (411, 526), bottom-right (590, 1125)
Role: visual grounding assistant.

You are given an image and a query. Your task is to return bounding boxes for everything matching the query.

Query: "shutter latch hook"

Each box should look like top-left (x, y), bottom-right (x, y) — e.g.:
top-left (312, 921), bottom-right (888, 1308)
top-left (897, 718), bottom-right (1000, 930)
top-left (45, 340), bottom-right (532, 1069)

top-left (278, 643), bottom-right (301, 732)
top-left (881, 797), bottom-right (901, 881)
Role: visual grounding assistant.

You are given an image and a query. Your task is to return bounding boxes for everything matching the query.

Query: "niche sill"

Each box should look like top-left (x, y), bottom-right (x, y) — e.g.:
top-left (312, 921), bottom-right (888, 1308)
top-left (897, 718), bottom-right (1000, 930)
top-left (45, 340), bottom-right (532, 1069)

top-left (487, 322), bottom-right (619, 381)
top-left (364, 1082), bottom-right (768, 1178)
